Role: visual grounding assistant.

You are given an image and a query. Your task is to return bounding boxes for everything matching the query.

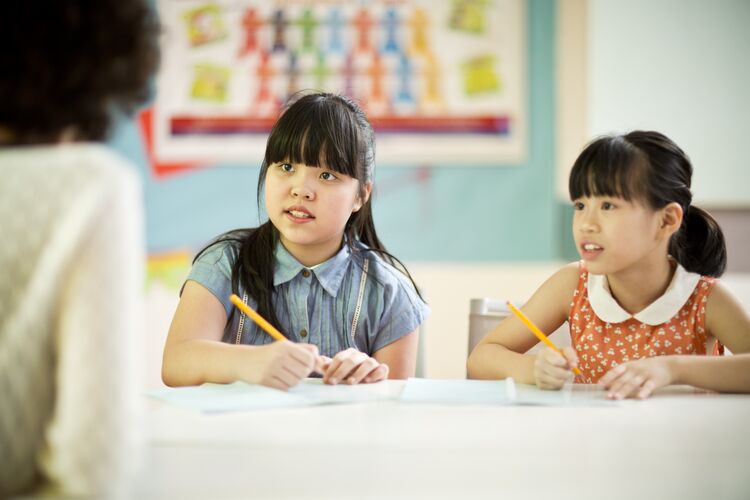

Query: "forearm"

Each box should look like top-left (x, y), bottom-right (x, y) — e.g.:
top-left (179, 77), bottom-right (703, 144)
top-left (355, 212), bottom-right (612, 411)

top-left (467, 343), bottom-right (536, 384)
top-left (670, 355), bottom-right (750, 393)
top-left (162, 339), bottom-right (262, 386)
top-left (373, 330), bottom-right (419, 379)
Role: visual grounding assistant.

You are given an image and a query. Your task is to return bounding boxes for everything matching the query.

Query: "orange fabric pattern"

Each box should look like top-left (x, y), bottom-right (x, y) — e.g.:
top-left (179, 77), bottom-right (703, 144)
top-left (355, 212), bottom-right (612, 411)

top-left (569, 264), bottom-right (716, 383)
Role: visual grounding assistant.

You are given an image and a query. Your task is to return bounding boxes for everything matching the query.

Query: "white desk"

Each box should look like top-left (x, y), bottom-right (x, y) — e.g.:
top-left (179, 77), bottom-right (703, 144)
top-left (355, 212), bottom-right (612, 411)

top-left (136, 382), bottom-right (750, 499)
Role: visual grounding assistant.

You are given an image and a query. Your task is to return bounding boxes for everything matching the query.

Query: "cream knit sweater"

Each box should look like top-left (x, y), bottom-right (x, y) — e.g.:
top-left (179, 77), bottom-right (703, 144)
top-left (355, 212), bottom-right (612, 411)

top-left (0, 143), bottom-right (145, 497)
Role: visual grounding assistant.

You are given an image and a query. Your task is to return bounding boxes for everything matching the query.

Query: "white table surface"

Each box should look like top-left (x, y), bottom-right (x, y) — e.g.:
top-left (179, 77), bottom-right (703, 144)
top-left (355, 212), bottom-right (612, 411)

top-left (136, 381), bottom-right (750, 499)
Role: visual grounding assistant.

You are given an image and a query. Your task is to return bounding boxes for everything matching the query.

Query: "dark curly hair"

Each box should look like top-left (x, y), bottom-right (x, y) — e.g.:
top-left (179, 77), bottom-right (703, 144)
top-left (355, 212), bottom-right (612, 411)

top-left (0, 1), bottom-right (160, 145)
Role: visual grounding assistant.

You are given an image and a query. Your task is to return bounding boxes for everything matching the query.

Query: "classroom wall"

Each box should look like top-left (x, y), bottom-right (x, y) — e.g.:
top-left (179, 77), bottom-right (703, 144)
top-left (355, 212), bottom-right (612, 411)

top-left (587, 0), bottom-right (750, 209)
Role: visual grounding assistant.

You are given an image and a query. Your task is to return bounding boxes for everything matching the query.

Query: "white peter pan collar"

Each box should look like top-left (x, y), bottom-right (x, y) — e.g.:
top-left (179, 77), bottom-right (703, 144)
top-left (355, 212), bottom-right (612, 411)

top-left (587, 261), bottom-right (702, 325)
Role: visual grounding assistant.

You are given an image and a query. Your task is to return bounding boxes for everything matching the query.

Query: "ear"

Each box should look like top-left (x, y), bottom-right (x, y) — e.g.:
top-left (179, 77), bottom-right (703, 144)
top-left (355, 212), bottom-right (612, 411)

top-left (353, 182), bottom-right (372, 212)
top-left (658, 202), bottom-right (683, 238)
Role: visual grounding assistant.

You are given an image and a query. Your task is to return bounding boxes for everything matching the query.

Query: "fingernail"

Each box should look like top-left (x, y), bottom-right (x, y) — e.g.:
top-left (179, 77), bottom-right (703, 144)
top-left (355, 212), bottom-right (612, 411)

top-left (329, 378), bottom-right (338, 384)
top-left (347, 378), bottom-right (355, 385)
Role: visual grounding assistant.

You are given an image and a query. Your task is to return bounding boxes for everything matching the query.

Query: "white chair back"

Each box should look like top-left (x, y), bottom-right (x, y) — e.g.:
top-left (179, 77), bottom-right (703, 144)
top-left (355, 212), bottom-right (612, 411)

top-left (468, 298), bottom-right (571, 356)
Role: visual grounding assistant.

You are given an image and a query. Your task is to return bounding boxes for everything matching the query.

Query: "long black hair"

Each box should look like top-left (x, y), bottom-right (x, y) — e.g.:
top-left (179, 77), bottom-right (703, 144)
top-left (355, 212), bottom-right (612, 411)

top-left (569, 130), bottom-right (726, 277)
top-left (196, 92), bottom-right (423, 329)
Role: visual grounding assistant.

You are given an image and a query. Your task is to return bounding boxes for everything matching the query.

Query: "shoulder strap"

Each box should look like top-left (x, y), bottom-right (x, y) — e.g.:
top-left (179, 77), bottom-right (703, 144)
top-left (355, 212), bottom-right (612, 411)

top-left (350, 259), bottom-right (369, 340)
top-left (235, 292), bottom-right (248, 344)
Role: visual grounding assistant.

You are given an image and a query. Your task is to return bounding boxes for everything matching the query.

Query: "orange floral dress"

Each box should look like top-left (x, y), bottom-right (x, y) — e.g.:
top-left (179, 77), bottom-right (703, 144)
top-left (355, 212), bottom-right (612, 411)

top-left (568, 262), bottom-right (717, 383)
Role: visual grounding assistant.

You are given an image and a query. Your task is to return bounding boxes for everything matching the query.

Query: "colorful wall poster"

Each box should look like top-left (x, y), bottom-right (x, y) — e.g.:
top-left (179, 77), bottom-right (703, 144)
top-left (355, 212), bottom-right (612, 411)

top-left (153, 0), bottom-right (527, 168)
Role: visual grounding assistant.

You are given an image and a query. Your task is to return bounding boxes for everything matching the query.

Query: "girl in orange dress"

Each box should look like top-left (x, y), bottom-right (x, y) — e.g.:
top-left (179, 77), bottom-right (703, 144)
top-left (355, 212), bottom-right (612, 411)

top-left (468, 131), bottom-right (750, 399)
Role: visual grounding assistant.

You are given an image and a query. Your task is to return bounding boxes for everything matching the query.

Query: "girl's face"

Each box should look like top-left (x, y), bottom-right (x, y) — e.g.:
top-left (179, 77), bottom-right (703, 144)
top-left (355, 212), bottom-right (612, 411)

top-left (572, 195), bottom-right (668, 276)
top-left (264, 161), bottom-right (370, 266)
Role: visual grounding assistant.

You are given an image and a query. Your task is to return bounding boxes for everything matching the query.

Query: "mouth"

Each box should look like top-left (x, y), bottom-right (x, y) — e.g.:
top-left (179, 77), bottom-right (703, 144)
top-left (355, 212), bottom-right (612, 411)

top-left (579, 242), bottom-right (604, 258)
top-left (285, 206), bottom-right (315, 222)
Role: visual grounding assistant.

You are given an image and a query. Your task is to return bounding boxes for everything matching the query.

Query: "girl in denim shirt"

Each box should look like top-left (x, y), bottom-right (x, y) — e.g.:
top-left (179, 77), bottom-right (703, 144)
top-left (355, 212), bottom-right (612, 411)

top-left (163, 92), bottom-right (429, 390)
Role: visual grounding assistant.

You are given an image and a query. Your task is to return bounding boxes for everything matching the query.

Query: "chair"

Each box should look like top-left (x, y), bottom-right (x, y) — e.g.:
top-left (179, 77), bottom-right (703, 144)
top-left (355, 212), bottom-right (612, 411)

top-left (414, 325), bottom-right (426, 377)
top-left (468, 298), bottom-right (570, 356)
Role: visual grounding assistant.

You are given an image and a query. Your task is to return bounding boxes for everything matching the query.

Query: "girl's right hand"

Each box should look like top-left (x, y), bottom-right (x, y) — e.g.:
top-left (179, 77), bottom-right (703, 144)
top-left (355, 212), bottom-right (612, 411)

top-left (245, 342), bottom-right (320, 391)
top-left (534, 346), bottom-right (578, 390)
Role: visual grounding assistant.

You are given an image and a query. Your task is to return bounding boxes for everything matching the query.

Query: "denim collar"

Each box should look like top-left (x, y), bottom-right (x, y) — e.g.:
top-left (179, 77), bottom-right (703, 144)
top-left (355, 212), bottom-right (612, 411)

top-left (273, 240), bottom-right (352, 297)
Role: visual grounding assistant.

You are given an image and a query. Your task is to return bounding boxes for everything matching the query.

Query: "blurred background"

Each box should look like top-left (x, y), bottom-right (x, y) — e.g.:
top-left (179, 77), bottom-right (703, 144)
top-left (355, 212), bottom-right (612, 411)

top-left (109, 0), bottom-right (750, 382)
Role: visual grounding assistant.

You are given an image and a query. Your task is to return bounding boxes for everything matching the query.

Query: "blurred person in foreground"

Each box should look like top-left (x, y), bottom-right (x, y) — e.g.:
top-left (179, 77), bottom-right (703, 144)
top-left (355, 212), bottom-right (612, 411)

top-left (0, 1), bottom-right (159, 496)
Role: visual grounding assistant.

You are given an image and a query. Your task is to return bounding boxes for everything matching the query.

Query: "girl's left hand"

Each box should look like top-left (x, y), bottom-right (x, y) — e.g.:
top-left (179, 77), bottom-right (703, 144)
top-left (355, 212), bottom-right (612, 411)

top-left (315, 355), bottom-right (333, 375)
top-left (598, 357), bottom-right (675, 399)
top-left (321, 348), bottom-right (389, 385)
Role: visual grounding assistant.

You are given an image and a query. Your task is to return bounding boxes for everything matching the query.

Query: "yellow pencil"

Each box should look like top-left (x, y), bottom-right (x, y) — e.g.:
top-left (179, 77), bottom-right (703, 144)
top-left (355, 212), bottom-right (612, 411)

top-left (229, 294), bottom-right (287, 342)
top-left (506, 301), bottom-right (582, 376)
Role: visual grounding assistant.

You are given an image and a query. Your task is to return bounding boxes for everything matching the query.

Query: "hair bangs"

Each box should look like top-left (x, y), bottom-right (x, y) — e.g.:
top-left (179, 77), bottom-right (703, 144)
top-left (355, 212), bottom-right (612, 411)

top-left (263, 95), bottom-right (360, 178)
top-left (568, 135), bottom-right (647, 202)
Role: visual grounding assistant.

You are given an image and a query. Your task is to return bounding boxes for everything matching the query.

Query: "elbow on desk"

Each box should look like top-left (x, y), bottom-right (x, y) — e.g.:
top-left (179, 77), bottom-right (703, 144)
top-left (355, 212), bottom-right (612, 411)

top-left (161, 345), bottom-right (177, 387)
top-left (161, 359), bottom-right (181, 387)
top-left (161, 350), bottom-right (203, 387)
top-left (466, 343), bottom-right (516, 381)
top-left (161, 365), bottom-right (205, 387)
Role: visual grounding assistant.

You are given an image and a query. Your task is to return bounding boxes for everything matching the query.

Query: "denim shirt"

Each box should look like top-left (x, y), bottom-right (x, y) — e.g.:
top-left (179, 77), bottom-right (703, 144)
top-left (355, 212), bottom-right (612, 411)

top-left (185, 238), bottom-right (429, 357)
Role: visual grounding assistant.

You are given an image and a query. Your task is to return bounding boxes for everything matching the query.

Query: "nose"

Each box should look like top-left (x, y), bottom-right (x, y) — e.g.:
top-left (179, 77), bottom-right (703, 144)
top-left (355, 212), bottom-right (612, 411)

top-left (578, 211), bottom-right (599, 233)
top-left (291, 182), bottom-right (315, 201)
top-left (580, 222), bottom-right (596, 233)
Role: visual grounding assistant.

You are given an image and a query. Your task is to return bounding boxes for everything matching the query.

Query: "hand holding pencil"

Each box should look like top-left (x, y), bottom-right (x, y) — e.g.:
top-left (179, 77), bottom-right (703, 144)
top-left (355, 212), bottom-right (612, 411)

top-left (229, 294), bottom-right (326, 389)
top-left (506, 301), bottom-right (582, 389)
top-left (229, 294), bottom-right (388, 386)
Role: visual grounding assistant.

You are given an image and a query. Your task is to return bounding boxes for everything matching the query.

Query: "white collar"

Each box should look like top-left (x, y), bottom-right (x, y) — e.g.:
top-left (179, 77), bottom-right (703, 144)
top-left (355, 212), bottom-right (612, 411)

top-left (587, 262), bottom-right (702, 325)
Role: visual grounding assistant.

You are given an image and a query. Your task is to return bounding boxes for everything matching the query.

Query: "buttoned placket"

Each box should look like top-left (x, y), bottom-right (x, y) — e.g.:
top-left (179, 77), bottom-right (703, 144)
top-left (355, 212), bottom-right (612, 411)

top-left (296, 269), bottom-right (312, 343)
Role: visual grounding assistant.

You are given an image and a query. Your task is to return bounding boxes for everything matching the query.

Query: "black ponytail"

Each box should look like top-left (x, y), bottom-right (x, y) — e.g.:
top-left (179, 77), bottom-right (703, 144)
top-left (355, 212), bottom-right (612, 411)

top-left (669, 205), bottom-right (726, 277)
